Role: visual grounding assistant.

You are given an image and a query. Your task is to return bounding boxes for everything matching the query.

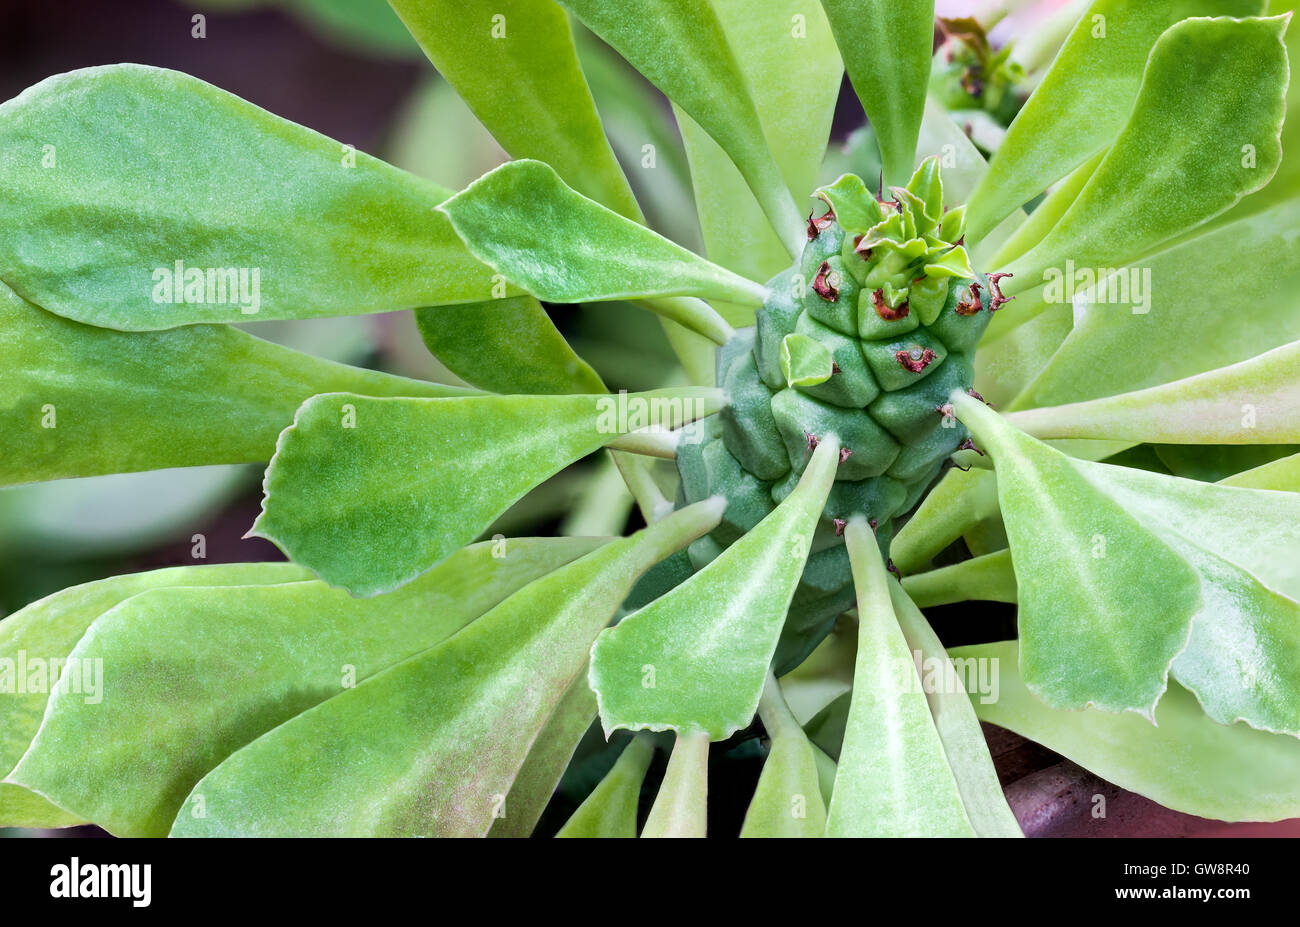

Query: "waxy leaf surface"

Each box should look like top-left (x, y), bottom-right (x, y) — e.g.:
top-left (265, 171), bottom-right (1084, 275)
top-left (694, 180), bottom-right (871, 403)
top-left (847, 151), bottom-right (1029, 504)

top-left (961, 641), bottom-right (1300, 822)
top-left (556, 736), bottom-right (654, 838)
top-left (391, 0), bottom-right (641, 220)
top-left (0, 65), bottom-right (509, 329)
top-left (0, 563), bottom-right (311, 828)
top-left (253, 386), bottom-right (723, 595)
top-left (955, 393), bottom-right (1300, 734)
top-left (966, 0), bottom-right (1265, 240)
top-left (1001, 16), bottom-right (1288, 302)
top-left (676, 0), bottom-right (842, 307)
top-left (820, 0), bottom-right (935, 186)
top-left (558, 0), bottom-right (804, 254)
top-left (440, 160), bottom-right (767, 309)
top-left (170, 503), bottom-right (721, 837)
top-left (1, 284), bottom-right (466, 486)
top-left (1010, 340), bottom-right (1300, 444)
top-left (825, 521), bottom-right (974, 837)
top-left (415, 296), bottom-right (604, 395)
top-left (740, 674), bottom-right (828, 838)
top-left (11, 539), bottom-right (601, 837)
top-left (589, 438), bottom-right (841, 740)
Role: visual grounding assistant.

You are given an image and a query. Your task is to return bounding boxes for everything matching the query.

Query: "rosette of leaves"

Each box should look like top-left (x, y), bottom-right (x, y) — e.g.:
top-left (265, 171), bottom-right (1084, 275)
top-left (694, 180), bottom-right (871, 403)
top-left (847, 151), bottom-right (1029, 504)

top-left (0, 0), bottom-right (1296, 839)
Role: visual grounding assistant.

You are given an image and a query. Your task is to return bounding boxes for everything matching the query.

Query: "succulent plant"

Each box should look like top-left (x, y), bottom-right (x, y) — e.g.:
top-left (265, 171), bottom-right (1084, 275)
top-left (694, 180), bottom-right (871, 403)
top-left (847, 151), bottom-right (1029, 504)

top-left (0, 0), bottom-right (1297, 840)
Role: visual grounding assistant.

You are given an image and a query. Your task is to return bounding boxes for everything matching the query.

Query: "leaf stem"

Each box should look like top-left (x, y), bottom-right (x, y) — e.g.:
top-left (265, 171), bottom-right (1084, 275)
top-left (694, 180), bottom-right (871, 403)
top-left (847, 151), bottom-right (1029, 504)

top-left (610, 450), bottom-right (674, 523)
top-left (639, 296), bottom-right (740, 345)
top-left (641, 730), bottom-right (709, 838)
top-left (607, 428), bottom-right (681, 459)
top-left (900, 548), bottom-right (1016, 608)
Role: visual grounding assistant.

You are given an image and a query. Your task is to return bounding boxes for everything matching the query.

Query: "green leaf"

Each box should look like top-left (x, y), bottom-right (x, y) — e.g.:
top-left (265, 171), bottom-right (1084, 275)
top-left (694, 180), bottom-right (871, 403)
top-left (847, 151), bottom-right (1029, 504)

top-left (966, 0), bottom-right (1266, 240)
top-left (954, 391), bottom-right (1300, 733)
top-left (888, 583), bottom-right (1022, 837)
top-left (589, 437), bottom-right (841, 740)
top-left (780, 334), bottom-right (835, 387)
top-left (489, 675), bottom-right (597, 838)
top-left (168, 502), bottom-right (721, 837)
top-left (960, 641), bottom-right (1300, 822)
top-left (253, 386), bottom-right (723, 596)
top-left (1010, 197), bottom-right (1300, 409)
top-left (820, 0), bottom-right (936, 186)
top-left (439, 160), bottom-right (766, 316)
top-left (1009, 340), bottom-right (1300, 444)
top-left (389, 0), bottom-right (641, 220)
top-left (9, 538), bottom-right (600, 837)
top-left (675, 0), bottom-right (843, 304)
top-left (557, 0), bottom-right (805, 255)
top-left (825, 520), bottom-right (975, 837)
top-left (556, 736), bottom-right (654, 837)
top-left (0, 283), bottom-right (467, 487)
top-left (999, 16), bottom-right (1289, 301)
top-left (739, 673), bottom-right (828, 838)
top-left (0, 563), bottom-right (311, 828)
top-left (0, 65), bottom-right (510, 329)
top-left (641, 731), bottom-right (709, 837)
top-left (414, 296), bottom-right (604, 395)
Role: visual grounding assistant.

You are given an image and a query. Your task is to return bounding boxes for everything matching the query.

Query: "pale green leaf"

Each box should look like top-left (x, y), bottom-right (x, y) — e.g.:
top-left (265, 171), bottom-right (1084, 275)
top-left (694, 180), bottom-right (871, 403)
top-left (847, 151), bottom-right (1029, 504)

top-left (954, 391), bottom-right (1300, 734)
top-left (0, 563), bottom-right (311, 828)
top-left (1010, 197), bottom-right (1300, 409)
top-left (169, 503), bottom-right (721, 837)
top-left (0, 65), bottom-right (510, 329)
top-left (961, 641), bottom-right (1300, 822)
top-left (489, 675), bottom-right (597, 838)
top-left (10, 539), bottom-right (600, 837)
top-left (820, 0), bottom-right (936, 186)
top-left (252, 386), bottom-right (724, 596)
top-left (589, 437), bottom-right (841, 740)
top-left (888, 583), bottom-right (1022, 837)
top-left (825, 519), bottom-right (975, 837)
top-left (988, 149), bottom-right (1104, 268)
top-left (556, 736), bottom-right (654, 838)
top-left (558, 0), bottom-right (805, 255)
top-left (1221, 451), bottom-right (1300, 490)
top-left (1, 283), bottom-right (467, 487)
top-left (390, 0), bottom-right (642, 220)
top-left (890, 467), bottom-right (1000, 574)
top-left (966, 0), bottom-right (1265, 240)
top-left (439, 160), bottom-right (766, 316)
top-left (999, 16), bottom-right (1289, 302)
top-left (676, 0), bottom-right (842, 305)
top-left (1009, 340), bottom-right (1300, 444)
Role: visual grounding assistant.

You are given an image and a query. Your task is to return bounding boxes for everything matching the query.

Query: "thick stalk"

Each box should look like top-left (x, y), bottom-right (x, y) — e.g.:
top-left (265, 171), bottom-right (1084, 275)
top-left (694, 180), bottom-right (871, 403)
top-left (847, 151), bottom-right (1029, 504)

top-left (641, 730), bottom-right (709, 838)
